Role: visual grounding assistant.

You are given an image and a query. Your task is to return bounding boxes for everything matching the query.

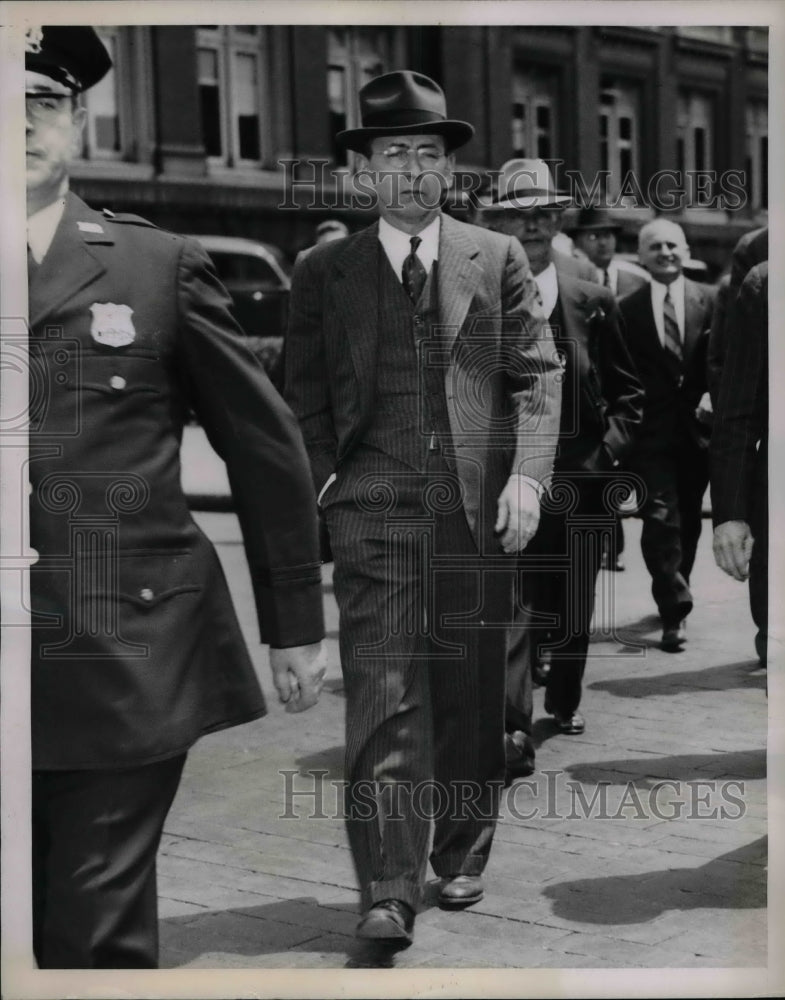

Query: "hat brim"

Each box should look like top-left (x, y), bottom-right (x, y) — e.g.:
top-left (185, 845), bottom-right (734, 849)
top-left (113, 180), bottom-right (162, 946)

top-left (336, 120), bottom-right (475, 154)
top-left (568, 222), bottom-right (622, 234)
top-left (482, 191), bottom-right (571, 211)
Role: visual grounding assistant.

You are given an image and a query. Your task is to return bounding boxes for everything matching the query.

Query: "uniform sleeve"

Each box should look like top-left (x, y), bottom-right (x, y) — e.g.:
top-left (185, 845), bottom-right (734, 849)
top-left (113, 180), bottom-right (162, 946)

top-left (283, 248), bottom-right (339, 495)
top-left (175, 237), bottom-right (324, 648)
top-left (504, 237), bottom-right (562, 484)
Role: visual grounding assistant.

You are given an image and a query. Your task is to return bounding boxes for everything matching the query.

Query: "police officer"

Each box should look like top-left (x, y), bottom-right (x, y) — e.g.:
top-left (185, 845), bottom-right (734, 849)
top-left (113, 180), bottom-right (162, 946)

top-left (26, 27), bottom-right (326, 968)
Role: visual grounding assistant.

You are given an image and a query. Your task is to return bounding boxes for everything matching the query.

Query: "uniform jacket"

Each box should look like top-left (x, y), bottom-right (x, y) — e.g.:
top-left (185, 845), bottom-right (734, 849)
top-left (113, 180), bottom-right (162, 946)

top-left (710, 262), bottom-right (768, 526)
top-left (284, 213), bottom-right (562, 548)
top-left (29, 193), bottom-right (324, 769)
top-left (549, 273), bottom-right (644, 473)
top-left (619, 277), bottom-right (716, 451)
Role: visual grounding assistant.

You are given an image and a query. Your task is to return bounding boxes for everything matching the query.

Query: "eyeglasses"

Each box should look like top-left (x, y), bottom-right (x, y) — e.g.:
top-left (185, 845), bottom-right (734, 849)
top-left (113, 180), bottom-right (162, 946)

top-left (26, 94), bottom-right (71, 124)
top-left (376, 145), bottom-right (447, 169)
top-left (581, 231), bottom-right (616, 242)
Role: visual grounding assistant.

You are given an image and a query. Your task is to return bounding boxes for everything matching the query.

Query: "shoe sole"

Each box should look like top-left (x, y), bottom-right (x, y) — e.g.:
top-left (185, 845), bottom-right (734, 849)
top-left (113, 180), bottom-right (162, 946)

top-left (438, 891), bottom-right (484, 910)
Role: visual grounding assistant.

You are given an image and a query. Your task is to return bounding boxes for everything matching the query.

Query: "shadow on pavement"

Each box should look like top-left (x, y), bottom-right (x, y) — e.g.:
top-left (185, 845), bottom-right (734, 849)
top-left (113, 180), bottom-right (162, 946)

top-left (296, 743), bottom-right (345, 779)
top-left (161, 894), bottom-right (441, 969)
top-left (542, 836), bottom-right (767, 924)
top-left (588, 659), bottom-right (767, 697)
top-left (564, 747), bottom-right (766, 786)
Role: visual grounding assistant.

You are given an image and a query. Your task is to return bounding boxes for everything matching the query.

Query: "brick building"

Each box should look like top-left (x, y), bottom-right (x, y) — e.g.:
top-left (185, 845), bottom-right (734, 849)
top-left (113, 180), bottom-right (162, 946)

top-left (70, 24), bottom-right (768, 273)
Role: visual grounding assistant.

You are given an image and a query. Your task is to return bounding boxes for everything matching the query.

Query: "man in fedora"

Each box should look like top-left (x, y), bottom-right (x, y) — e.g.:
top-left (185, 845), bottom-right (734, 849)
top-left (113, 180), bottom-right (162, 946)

top-left (569, 206), bottom-right (648, 298)
top-left (285, 71), bottom-right (561, 945)
top-left (569, 206), bottom-right (648, 572)
top-left (480, 159), bottom-right (643, 745)
top-left (25, 27), bottom-right (326, 967)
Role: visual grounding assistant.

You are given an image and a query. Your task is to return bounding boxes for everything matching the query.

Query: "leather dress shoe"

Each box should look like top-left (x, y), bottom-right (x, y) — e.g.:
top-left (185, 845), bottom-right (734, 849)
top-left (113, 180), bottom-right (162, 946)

top-left (544, 697), bottom-right (585, 734)
top-left (356, 899), bottom-right (414, 945)
top-left (438, 874), bottom-right (484, 909)
top-left (504, 730), bottom-right (535, 785)
top-left (661, 620), bottom-right (687, 652)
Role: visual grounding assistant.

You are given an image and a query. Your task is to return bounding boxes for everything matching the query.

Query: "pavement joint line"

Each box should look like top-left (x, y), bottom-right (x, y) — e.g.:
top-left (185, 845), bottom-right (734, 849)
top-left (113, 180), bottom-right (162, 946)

top-left (160, 847), bottom-right (355, 892)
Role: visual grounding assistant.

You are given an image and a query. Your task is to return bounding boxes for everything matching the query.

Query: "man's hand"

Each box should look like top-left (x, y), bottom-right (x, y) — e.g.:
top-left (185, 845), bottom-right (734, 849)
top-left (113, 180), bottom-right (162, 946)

top-left (713, 520), bottom-right (754, 582)
top-left (495, 475), bottom-right (542, 553)
top-left (269, 640), bottom-right (327, 713)
top-left (695, 391), bottom-right (713, 425)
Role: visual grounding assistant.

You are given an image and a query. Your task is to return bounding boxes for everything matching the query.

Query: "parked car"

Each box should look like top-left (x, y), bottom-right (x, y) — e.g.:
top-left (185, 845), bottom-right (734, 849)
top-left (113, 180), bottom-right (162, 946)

top-left (193, 235), bottom-right (292, 386)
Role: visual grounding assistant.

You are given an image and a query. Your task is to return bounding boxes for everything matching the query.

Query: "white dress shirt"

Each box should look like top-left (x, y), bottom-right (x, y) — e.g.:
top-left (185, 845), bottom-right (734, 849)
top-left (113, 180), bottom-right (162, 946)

top-left (649, 275), bottom-right (686, 348)
top-left (378, 214), bottom-right (440, 281)
top-left (27, 196), bottom-right (66, 264)
top-left (533, 261), bottom-right (559, 319)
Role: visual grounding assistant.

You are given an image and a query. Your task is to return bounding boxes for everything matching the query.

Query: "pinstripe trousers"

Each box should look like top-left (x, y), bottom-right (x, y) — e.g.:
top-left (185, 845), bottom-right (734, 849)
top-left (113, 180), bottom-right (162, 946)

top-left (324, 453), bottom-right (511, 910)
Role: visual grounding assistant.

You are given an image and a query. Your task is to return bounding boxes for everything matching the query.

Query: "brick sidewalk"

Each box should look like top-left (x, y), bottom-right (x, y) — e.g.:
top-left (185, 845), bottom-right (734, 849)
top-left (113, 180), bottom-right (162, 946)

top-left (158, 513), bottom-right (767, 971)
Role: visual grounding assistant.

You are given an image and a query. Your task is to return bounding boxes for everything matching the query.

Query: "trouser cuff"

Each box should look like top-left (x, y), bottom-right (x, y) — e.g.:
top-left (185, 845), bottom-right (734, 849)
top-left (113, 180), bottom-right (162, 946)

top-left (430, 850), bottom-right (486, 878)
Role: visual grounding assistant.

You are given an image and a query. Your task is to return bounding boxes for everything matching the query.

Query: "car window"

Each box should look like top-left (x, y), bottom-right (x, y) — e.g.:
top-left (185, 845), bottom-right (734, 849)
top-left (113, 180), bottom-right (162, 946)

top-left (209, 251), bottom-right (282, 287)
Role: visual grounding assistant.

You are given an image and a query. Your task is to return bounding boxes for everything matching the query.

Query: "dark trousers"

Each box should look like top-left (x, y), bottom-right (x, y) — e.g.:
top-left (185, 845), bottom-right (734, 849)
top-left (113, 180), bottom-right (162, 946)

top-left (629, 444), bottom-right (709, 622)
top-left (325, 457), bottom-right (511, 911)
top-left (507, 475), bottom-right (607, 726)
top-left (32, 753), bottom-right (186, 968)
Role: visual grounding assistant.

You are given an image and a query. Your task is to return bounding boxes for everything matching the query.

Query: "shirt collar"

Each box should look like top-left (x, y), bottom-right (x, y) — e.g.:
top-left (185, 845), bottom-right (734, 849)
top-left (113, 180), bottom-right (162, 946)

top-left (378, 214), bottom-right (440, 282)
top-left (650, 273), bottom-right (685, 305)
top-left (27, 196), bottom-right (66, 264)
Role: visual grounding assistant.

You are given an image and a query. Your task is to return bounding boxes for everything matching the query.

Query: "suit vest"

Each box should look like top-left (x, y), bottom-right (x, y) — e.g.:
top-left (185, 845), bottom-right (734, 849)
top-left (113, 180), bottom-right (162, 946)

top-left (347, 252), bottom-right (452, 473)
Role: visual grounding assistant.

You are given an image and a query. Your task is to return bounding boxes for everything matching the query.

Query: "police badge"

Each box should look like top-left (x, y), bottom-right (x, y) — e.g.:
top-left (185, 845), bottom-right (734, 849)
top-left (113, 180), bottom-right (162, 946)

top-left (89, 303), bottom-right (136, 347)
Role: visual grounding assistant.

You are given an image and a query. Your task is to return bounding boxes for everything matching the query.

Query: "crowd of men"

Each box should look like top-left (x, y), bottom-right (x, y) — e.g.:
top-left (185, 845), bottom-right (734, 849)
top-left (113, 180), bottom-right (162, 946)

top-left (23, 27), bottom-right (767, 967)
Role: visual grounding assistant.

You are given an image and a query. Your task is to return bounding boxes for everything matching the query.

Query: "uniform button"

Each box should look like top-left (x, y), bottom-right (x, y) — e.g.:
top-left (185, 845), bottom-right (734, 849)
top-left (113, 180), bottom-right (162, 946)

top-left (139, 588), bottom-right (154, 602)
top-left (109, 375), bottom-right (127, 390)
top-left (612, 459), bottom-right (620, 468)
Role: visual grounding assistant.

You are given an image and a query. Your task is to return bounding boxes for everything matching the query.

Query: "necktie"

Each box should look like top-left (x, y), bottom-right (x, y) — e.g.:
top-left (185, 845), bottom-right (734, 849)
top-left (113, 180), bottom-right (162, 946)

top-left (662, 288), bottom-right (682, 362)
top-left (602, 268), bottom-right (610, 289)
top-left (402, 236), bottom-right (427, 305)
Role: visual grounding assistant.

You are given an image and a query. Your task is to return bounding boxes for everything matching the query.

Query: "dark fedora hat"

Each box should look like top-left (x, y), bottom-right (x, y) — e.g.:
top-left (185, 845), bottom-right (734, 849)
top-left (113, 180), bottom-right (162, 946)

top-left (336, 70), bottom-right (475, 153)
top-left (25, 26), bottom-right (112, 94)
top-left (568, 206), bottom-right (622, 234)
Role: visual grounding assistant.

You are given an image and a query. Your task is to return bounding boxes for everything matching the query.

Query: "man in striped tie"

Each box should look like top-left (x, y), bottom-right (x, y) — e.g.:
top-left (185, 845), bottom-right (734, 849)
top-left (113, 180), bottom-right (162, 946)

top-left (619, 219), bottom-right (716, 651)
top-left (285, 70), bottom-right (561, 948)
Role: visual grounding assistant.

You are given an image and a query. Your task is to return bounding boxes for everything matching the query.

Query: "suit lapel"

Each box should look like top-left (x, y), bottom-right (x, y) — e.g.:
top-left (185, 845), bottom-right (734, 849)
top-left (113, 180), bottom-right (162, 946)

top-left (331, 223), bottom-right (381, 408)
top-left (682, 278), bottom-right (704, 360)
top-left (29, 193), bottom-right (111, 328)
top-left (437, 214), bottom-right (483, 350)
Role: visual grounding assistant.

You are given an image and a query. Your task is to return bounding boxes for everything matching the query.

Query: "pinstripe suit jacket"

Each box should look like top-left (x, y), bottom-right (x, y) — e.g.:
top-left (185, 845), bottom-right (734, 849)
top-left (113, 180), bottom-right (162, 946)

top-left (284, 213), bottom-right (562, 547)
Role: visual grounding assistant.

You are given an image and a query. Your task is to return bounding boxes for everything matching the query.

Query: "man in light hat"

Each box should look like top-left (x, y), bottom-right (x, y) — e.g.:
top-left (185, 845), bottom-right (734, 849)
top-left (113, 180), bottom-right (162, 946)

top-left (480, 159), bottom-right (643, 746)
top-left (285, 71), bottom-right (561, 946)
top-left (25, 26), bottom-right (326, 968)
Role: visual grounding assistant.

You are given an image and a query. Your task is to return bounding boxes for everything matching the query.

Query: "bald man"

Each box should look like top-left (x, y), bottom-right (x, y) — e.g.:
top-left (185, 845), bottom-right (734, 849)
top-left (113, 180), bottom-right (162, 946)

top-left (619, 220), bottom-right (716, 651)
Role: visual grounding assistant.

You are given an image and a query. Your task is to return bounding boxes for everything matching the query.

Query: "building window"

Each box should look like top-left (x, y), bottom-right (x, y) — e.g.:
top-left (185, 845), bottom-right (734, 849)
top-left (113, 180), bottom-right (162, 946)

top-left (197, 26), bottom-right (266, 167)
top-left (599, 79), bottom-right (641, 203)
top-left (511, 69), bottom-right (558, 160)
top-left (327, 28), bottom-right (398, 165)
top-left (80, 27), bottom-right (121, 159)
top-left (745, 102), bottom-right (768, 211)
top-left (677, 91), bottom-right (714, 204)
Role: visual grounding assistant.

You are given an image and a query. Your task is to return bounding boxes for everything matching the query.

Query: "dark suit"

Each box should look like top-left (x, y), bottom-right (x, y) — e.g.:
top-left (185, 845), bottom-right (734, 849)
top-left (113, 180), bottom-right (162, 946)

top-left (507, 274), bottom-right (644, 728)
top-left (707, 227), bottom-right (767, 404)
top-left (285, 212), bottom-right (561, 910)
top-left (710, 262), bottom-right (768, 660)
top-left (29, 193), bottom-right (324, 966)
top-left (619, 277), bottom-right (716, 622)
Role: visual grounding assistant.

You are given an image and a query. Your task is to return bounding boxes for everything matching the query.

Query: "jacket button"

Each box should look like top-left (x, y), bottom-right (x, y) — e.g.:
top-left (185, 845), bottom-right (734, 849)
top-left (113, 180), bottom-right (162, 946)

top-left (109, 375), bottom-right (127, 390)
top-left (139, 588), bottom-right (154, 602)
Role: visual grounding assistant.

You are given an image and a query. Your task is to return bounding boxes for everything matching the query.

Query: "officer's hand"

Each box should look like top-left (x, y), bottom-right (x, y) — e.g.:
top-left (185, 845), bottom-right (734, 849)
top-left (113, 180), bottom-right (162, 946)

top-left (495, 475), bottom-right (541, 553)
top-left (269, 641), bottom-right (327, 713)
top-left (713, 520), bottom-right (754, 582)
